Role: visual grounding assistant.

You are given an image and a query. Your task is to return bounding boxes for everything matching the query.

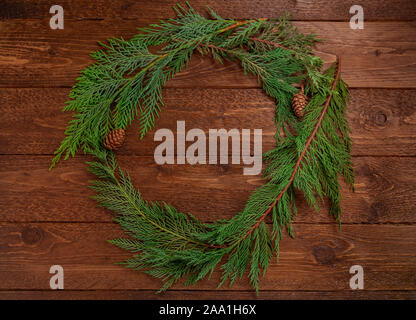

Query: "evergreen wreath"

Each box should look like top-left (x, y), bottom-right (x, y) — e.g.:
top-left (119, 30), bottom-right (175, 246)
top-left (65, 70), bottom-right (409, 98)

top-left (51, 3), bottom-right (354, 293)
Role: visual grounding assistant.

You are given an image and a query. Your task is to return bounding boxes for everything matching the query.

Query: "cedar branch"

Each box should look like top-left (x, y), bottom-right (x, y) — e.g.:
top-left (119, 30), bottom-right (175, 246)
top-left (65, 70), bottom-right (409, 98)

top-left (242, 57), bottom-right (342, 239)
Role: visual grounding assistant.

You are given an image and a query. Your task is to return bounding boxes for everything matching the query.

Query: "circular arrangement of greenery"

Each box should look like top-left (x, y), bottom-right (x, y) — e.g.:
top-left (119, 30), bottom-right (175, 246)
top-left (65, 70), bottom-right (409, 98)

top-left (51, 3), bottom-right (354, 293)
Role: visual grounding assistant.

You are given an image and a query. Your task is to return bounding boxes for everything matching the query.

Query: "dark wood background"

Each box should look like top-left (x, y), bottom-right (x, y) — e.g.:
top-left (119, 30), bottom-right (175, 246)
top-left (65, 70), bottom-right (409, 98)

top-left (0, 0), bottom-right (415, 300)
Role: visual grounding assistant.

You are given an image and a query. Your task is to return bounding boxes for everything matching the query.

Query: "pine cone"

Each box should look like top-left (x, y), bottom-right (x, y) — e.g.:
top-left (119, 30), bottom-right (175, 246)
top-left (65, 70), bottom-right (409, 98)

top-left (292, 86), bottom-right (308, 118)
top-left (103, 128), bottom-right (126, 150)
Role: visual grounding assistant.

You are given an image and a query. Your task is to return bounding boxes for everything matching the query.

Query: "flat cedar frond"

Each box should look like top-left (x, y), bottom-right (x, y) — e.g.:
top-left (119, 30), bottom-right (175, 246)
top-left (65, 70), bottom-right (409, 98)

top-left (53, 3), bottom-right (354, 294)
top-left (87, 150), bottom-right (229, 290)
top-left (190, 59), bottom-right (350, 292)
top-left (51, 2), bottom-right (323, 169)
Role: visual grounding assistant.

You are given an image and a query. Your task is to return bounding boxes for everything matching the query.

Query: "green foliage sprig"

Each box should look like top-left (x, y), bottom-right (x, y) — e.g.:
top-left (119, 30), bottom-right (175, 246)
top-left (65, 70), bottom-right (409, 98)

top-left (52, 3), bottom-right (354, 293)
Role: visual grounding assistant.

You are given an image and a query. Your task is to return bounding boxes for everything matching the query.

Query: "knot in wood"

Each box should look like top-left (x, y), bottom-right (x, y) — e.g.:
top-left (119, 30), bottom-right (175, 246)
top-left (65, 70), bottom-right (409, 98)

top-left (22, 226), bottom-right (43, 245)
top-left (312, 245), bottom-right (336, 265)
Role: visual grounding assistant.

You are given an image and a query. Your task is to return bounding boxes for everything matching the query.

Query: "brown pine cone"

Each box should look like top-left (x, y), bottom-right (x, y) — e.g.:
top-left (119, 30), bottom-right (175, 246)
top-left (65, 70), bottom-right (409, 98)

top-left (103, 128), bottom-right (126, 150)
top-left (292, 86), bottom-right (308, 119)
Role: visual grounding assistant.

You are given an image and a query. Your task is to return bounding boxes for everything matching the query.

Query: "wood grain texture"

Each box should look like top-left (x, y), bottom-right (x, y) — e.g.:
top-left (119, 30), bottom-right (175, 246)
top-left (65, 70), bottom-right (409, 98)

top-left (0, 223), bottom-right (415, 292)
top-left (1, 156), bottom-right (415, 224)
top-left (1, 0), bottom-right (415, 300)
top-left (1, 88), bottom-right (415, 156)
top-left (2, 0), bottom-right (416, 21)
top-left (1, 290), bottom-right (415, 300)
top-left (1, 19), bottom-right (416, 88)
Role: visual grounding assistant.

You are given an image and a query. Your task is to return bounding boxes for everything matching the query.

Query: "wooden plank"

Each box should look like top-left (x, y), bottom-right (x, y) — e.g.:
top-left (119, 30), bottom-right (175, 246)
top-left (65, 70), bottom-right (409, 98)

top-left (0, 223), bottom-right (415, 291)
top-left (2, 0), bottom-right (415, 21)
top-left (1, 20), bottom-right (415, 88)
top-left (0, 290), bottom-right (415, 300)
top-left (1, 88), bottom-right (415, 156)
top-left (1, 156), bottom-right (415, 223)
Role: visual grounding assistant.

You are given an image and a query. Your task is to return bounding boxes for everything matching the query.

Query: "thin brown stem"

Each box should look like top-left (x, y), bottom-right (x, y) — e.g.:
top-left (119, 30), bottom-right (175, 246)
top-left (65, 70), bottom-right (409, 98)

top-left (249, 37), bottom-right (314, 56)
top-left (216, 18), bottom-right (267, 34)
top-left (249, 37), bottom-right (290, 51)
top-left (199, 42), bottom-right (226, 52)
top-left (241, 57), bottom-right (342, 240)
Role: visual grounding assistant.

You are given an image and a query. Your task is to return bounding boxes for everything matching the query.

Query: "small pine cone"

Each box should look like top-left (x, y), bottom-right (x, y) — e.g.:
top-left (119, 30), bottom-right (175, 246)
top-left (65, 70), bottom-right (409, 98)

top-left (292, 86), bottom-right (308, 119)
top-left (103, 128), bottom-right (126, 151)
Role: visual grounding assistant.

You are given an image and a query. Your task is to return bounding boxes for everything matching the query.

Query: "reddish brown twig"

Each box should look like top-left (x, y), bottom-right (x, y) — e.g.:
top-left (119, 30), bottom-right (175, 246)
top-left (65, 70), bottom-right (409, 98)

top-left (249, 37), bottom-right (290, 51)
top-left (249, 37), bottom-right (314, 57)
top-left (241, 57), bottom-right (342, 240)
top-left (216, 18), bottom-right (268, 34)
top-left (199, 42), bottom-right (226, 52)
